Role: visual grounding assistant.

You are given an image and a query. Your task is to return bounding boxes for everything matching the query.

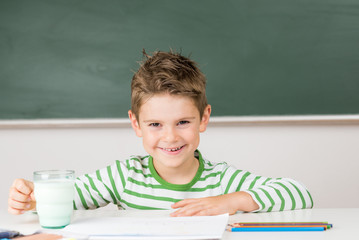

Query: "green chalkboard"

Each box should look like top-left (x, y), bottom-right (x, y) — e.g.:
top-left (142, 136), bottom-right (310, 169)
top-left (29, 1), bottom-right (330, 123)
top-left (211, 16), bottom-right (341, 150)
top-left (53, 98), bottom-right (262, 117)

top-left (1, 0), bottom-right (358, 119)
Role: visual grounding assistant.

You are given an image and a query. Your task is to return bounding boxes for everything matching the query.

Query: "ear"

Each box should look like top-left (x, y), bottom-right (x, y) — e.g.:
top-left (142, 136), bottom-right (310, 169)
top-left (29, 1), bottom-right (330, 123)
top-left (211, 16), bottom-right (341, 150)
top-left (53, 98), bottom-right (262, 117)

top-left (128, 110), bottom-right (142, 137)
top-left (199, 105), bottom-right (211, 133)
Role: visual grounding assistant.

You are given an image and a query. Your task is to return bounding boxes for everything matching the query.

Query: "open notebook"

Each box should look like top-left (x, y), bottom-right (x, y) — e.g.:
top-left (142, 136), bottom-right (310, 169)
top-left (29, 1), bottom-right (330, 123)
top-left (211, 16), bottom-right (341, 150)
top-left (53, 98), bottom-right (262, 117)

top-left (63, 213), bottom-right (229, 239)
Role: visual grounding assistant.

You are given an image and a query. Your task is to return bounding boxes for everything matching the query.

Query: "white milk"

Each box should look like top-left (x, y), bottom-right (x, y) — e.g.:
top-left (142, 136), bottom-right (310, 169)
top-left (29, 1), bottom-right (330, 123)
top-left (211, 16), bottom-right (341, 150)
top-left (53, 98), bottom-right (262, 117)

top-left (34, 180), bottom-right (74, 228)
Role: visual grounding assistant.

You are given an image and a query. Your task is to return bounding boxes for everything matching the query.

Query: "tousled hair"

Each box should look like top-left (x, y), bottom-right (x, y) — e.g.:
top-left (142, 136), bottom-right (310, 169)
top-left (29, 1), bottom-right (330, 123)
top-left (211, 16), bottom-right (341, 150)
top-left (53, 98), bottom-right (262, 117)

top-left (131, 50), bottom-right (207, 120)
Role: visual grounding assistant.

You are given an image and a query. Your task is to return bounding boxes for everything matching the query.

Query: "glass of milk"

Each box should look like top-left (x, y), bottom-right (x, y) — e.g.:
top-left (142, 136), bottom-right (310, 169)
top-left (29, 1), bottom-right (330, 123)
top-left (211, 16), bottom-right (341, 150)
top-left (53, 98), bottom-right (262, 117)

top-left (33, 170), bottom-right (75, 229)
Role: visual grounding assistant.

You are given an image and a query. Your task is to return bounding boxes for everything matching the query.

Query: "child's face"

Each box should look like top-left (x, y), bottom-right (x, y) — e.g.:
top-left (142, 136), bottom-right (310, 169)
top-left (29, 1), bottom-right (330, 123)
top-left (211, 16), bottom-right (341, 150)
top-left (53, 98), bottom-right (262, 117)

top-left (129, 93), bottom-right (211, 173)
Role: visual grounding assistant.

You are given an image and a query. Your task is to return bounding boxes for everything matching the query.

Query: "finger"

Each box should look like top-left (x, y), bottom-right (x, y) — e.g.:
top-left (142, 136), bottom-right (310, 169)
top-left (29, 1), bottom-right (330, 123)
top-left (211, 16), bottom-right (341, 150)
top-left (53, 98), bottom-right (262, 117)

top-left (8, 207), bottom-right (24, 215)
top-left (12, 179), bottom-right (34, 195)
top-left (171, 198), bottom-right (197, 209)
top-left (9, 187), bottom-right (32, 203)
top-left (8, 198), bottom-right (31, 211)
top-left (8, 203), bottom-right (26, 215)
top-left (173, 208), bottom-right (202, 217)
top-left (192, 208), bottom-right (217, 216)
top-left (171, 202), bottom-right (203, 217)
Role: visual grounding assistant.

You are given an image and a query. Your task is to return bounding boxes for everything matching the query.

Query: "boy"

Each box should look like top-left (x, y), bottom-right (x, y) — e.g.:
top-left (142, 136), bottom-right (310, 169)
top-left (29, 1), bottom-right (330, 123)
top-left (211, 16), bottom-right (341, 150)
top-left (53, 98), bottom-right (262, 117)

top-left (8, 50), bottom-right (313, 216)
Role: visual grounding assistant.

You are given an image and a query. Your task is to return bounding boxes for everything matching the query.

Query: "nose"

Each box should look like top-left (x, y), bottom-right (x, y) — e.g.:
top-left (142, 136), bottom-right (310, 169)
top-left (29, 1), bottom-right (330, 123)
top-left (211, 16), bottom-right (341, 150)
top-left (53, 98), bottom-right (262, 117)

top-left (162, 126), bottom-right (178, 143)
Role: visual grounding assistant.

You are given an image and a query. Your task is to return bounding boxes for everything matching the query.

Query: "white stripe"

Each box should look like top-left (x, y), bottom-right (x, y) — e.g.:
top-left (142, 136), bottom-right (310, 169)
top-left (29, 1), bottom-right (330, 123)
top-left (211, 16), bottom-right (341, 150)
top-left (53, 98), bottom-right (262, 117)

top-left (252, 176), bottom-right (270, 187)
top-left (238, 174), bottom-right (262, 190)
top-left (261, 187), bottom-right (282, 212)
top-left (125, 180), bottom-right (223, 200)
top-left (270, 182), bottom-right (292, 210)
top-left (287, 178), bottom-right (313, 208)
top-left (84, 174), bottom-right (114, 207)
top-left (221, 168), bottom-right (253, 193)
top-left (75, 179), bottom-right (97, 209)
top-left (279, 179), bottom-right (301, 208)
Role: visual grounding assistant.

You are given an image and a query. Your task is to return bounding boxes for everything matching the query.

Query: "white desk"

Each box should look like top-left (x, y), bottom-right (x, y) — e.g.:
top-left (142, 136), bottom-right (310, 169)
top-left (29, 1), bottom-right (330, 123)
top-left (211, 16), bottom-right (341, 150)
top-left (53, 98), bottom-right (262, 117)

top-left (1, 208), bottom-right (357, 240)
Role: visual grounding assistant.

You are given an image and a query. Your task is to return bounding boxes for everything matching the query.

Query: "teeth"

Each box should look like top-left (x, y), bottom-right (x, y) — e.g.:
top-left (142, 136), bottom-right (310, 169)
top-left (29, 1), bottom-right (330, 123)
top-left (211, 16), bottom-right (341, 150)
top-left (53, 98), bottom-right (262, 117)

top-left (163, 146), bottom-right (182, 152)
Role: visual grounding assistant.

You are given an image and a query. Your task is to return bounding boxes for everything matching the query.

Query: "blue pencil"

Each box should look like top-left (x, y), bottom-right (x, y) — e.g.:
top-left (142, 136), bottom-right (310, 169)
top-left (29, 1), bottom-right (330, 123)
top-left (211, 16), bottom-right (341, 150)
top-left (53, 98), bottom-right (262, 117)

top-left (229, 227), bottom-right (325, 232)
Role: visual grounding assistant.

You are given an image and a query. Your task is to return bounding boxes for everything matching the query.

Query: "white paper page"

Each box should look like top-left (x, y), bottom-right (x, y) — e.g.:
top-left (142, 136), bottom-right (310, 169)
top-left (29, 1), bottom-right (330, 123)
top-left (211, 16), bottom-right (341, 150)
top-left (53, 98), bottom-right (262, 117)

top-left (64, 213), bottom-right (229, 239)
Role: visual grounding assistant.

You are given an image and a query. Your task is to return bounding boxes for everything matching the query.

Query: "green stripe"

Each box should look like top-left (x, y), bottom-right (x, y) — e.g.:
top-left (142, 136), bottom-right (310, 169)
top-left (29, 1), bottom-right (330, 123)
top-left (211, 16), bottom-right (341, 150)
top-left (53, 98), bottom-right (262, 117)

top-left (249, 176), bottom-right (261, 189)
top-left (219, 167), bottom-right (229, 182)
top-left (224, 170), bottom-right (241, 194)
top-left (127, 177), bottom-right (221, 192)
top-left (116, 160), bottom-right (126, 189)
top-left (127, 164), bottom-right (221, 183)
top-left (73, 200), bottom-right (77, 210)
top-left (203, 162), bottom-right (227, 171)
top-left (258, 188), bottom-right (275, 212)
top-left (268, 186), bottom-right (285, 211)
top-left (247, 190), bottom-right (265, 210)
top-left (128, 178), bottom-right (163, 189)
top-left (198, 171), bottom-right (222, 181)
top-left (96, 170), bottom-right (117, 204)
top-left (82, 181), bottom-right (100, 208)
top-left (275, 182), bottom-right (296, 210)
top-left (107, 166), bottom-right (122, 202)
top-left (189, 182), bottom-right (221, 192)
top-left (262, 178), bottom-right (272, 185)
top-left (307, 190), bottom-right (314, 208)
top-left (124, 189), bottom-right (182, 203)
top-left (289, 181), bottom-right (306, 209)
top-left (127, 166), bottom-right (222, 181)
top-left (127, 166), bottom-right (153, 177)
top-left (121, 199), bottom-right (165, 210)
top-left (74, 182), bottom-right (89, 210)
top-left (129, 157), bottom-right (149, 169)
top-left (86, 175), bottom-right (110, 204)
top-left (235, 172), bottom-right (251, 192)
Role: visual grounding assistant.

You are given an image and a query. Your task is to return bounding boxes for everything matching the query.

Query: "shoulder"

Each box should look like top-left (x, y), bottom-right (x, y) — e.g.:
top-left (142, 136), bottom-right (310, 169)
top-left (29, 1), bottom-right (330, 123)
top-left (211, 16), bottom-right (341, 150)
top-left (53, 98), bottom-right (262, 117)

top-left (113, 155), bottom-right (150, 172)
top-left (200, 158), bottom-right (238, 179)
top-left (199, 154), bottom-right (244, 177)
top-left (115, 155), bottom-right (151, 170)
top-left (196, 150), bottom-right (232, 172)
top-left (202, 158), bottom-right (228, 169)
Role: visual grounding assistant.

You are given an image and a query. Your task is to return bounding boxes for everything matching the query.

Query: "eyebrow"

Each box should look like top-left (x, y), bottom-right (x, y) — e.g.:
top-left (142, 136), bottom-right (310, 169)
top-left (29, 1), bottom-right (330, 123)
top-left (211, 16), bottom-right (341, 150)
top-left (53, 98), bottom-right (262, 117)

top-left (143, 117), bottom-right (196, 123)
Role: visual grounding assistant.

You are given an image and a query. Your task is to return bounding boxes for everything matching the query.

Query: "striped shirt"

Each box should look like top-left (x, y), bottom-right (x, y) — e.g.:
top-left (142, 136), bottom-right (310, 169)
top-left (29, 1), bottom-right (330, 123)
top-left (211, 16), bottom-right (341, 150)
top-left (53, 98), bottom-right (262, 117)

top-left (74, 150), bottom-right (313, 212)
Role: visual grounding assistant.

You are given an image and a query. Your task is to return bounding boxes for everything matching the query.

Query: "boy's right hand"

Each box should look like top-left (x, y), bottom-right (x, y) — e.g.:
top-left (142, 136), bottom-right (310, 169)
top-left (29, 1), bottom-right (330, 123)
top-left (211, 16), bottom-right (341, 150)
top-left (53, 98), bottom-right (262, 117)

top-left (8, 179), bottom-right (36, 215)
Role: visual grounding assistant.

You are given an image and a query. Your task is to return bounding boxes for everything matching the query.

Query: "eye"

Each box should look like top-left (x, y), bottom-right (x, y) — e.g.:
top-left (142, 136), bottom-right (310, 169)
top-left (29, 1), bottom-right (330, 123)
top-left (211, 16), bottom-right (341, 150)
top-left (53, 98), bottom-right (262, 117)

top-left (149, 123), bottom-right (160, 127)
top-left (178, 120), bottom-right (189, 125)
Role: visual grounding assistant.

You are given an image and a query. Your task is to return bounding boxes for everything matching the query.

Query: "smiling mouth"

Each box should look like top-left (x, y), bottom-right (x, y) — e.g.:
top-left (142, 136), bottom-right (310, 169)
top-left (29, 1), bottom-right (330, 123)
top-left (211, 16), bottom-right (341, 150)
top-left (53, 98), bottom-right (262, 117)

top-left (160, 145), bottom-right (185, 152)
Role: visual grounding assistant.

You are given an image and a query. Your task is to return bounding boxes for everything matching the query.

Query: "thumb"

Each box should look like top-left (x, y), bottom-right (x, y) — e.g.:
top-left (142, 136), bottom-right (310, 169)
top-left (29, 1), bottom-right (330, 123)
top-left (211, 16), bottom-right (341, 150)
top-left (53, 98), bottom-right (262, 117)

top-left (30, 191), bottom-right (36, 201)
top-left (29, 191), bottom-right (37, 210)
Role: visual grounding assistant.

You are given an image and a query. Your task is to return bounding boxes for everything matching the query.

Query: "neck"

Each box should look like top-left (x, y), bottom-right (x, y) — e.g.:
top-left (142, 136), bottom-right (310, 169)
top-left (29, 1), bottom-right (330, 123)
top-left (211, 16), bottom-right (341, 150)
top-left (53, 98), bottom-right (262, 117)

top-left (153, 157), bottom-right (199, 185)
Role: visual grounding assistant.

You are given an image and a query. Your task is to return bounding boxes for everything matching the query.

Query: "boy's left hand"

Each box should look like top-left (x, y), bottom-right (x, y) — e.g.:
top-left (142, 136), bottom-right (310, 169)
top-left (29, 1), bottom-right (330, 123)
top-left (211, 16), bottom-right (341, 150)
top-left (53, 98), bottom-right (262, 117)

top-left (170, 195), bottom-right (234, 217)
top-left (170, 192), bottom-right (259, 217)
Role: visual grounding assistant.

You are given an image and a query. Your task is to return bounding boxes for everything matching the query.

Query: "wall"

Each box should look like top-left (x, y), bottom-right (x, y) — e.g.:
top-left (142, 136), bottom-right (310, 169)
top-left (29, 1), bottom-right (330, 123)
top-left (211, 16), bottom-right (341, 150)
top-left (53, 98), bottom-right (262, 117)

top-left (1, 121), bottom-right (359, 211)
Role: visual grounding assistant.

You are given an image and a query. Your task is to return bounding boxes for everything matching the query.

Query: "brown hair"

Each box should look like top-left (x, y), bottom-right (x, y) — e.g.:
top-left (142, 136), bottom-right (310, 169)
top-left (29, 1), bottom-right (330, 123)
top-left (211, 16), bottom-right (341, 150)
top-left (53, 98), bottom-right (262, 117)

top-left (131, 50), bottom-right (207, 120)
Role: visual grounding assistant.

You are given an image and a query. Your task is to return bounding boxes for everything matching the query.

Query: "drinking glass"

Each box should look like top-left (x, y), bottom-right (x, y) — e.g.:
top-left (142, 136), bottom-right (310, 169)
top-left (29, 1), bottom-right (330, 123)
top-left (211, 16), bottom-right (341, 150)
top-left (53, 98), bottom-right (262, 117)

top-left (33, 170), bottom-right (75, 229)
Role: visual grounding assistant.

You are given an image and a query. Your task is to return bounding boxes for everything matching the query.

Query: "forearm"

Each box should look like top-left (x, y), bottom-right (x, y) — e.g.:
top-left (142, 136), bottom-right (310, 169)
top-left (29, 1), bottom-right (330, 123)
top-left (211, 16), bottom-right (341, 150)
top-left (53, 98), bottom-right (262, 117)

top-left (74, 175), bottom-right (114, 210)
top-left (243, 178), bottom-right (313, 212)
top-left (227, 191), bottom-right (259, 213)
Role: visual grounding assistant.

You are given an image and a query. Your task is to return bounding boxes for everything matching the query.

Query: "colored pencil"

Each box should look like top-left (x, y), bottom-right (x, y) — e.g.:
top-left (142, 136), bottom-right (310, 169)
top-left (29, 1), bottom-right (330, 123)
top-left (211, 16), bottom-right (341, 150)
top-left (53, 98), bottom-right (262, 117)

top-left (228, 227), bottom-right (326, 232)
top-left (229, 222), bottom-right (333, 229)
top-left (227, 222), bottom-right (333, 232)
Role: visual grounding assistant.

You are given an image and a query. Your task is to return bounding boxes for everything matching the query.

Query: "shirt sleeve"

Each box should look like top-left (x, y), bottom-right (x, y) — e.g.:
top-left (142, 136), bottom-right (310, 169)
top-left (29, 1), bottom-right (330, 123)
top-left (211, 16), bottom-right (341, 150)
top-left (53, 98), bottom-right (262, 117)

top-left (221, 165), bottom-right (313, 212)
top-left (73, 160), bottom-right (128, 210)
